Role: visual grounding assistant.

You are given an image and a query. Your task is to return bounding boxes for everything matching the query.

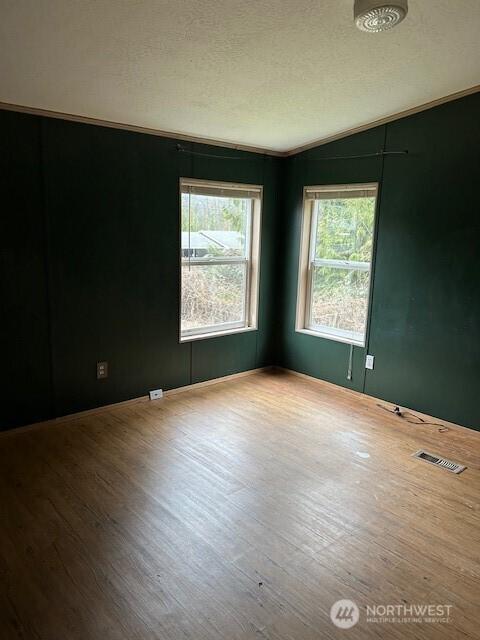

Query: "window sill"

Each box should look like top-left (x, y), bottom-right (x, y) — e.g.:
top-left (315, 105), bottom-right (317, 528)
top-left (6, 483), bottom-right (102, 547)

top-left (295, 327), bottom-right (365, 348)
top-left (180, 326), bottom-right (257, 343)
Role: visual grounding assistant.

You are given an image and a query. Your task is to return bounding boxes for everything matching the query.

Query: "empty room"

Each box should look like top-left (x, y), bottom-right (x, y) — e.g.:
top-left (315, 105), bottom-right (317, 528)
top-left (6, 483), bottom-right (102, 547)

top-left (1, 1), bottom-right (479, 638)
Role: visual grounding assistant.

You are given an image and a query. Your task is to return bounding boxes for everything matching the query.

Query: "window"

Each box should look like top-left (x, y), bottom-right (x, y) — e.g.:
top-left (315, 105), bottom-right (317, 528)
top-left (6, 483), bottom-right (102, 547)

top-left (296, 184), bottom-right (378, 346)
top-left (180, 179), bottom-right (262, 341)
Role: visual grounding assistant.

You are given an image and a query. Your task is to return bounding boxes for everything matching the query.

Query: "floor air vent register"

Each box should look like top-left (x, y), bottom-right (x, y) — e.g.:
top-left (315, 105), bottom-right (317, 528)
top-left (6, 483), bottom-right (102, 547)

top-left (412, 450), bottom-right (466, 474)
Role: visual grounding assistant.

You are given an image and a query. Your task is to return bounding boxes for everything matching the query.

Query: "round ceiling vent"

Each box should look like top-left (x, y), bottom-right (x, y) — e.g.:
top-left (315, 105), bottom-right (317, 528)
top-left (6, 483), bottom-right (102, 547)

top-left (354, 0), bottom-right (408, 32)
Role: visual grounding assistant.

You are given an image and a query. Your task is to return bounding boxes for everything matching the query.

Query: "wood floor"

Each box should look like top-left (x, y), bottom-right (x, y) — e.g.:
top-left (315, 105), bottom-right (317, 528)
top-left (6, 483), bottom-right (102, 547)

top-left (1, 369), bottom-right (479, 640)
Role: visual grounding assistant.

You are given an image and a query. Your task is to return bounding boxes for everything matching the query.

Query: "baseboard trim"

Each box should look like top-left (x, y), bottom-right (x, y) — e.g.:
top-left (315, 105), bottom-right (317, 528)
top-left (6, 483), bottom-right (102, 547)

top-left (276, 366), bottom-right (474, 435)
top-left (1, 367), bottom-right (272, 437)
top-left (164, 367), bottom-right (271, 397)
top-left (4, 365), bottom-right (474, 437)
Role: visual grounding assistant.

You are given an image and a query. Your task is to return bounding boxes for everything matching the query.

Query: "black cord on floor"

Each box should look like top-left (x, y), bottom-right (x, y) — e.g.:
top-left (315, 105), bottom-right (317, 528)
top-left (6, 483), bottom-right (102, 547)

top-left (377, 403), bottom-right (449, 433)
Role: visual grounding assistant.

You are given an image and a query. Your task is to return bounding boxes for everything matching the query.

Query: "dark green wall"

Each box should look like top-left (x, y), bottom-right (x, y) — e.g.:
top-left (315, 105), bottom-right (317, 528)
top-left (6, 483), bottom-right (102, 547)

top-left (2, 91), bottom-right (479, 432)
top-left (1, 112), bottom-right (52, 427)
top-left (280, 92), bottom-right (480, 430)
top-left (364, 95), bottom-right (480, 430)
top-left (1, 111), bottom-right (281, 430)
top-left (280, 126), bottom-right (385, 394)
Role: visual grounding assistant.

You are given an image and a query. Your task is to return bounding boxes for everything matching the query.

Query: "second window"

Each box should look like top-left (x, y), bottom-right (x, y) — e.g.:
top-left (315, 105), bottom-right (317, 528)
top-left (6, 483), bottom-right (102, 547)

top-left (296, 183), bottom-right (378, 346)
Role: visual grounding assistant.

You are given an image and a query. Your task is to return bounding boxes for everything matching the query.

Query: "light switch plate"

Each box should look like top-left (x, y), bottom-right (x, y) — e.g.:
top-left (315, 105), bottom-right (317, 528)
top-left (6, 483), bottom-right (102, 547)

top-left (365, 354), bottom-right (375, 370)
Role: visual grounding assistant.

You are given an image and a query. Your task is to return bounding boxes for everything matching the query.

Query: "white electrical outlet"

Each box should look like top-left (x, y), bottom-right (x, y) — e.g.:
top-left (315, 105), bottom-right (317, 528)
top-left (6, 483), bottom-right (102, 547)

top-left (149, 389), bottom-right (163, 400)
top-left (365, 354), bottom-right (375, 370)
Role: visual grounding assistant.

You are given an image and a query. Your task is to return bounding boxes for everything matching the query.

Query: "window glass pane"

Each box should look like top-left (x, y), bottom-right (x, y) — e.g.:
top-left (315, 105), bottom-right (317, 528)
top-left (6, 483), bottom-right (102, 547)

top-left (181, 193), bottom-right (250, 259)
top-left (314, 197), bottom-right (376, 262)
top-left (181, 263), bottom-right (246, 332)
top-left (309, 266), bottom-right (370, 340)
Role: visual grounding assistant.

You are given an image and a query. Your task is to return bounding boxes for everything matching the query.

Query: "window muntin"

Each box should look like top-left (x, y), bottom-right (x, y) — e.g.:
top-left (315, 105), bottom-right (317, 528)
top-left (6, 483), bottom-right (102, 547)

top-left (297, 184), bottom-right (377, 346)
top-left (180, 179), bottom-right (261, 340)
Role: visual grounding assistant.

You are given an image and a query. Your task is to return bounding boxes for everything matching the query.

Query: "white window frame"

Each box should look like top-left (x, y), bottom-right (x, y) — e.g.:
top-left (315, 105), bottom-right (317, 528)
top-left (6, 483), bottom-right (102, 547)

top-left (179, 178), bottom-right (262, 342)
top-left (296, 183), bottom-right (378, 347)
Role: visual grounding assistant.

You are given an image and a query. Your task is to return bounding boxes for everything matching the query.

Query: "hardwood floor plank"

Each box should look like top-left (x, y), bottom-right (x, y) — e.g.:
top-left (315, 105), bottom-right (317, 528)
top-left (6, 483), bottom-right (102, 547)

top-left (1, 370), bottom-right (479, 639)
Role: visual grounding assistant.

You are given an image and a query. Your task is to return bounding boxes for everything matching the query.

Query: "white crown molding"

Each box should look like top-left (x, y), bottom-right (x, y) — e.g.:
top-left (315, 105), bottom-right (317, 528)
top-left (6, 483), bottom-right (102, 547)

top-left (284, 84), bottom-right (480, 156)
top-left (0, 101), bottom-right (283, 157)
top-left (1, 83), bottom-right (479, 158)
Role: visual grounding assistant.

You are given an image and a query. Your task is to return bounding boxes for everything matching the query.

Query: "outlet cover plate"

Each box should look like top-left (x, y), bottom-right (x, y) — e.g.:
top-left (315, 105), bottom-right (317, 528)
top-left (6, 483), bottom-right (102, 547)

top-left (365, 354), bottom-right (375, 370)
top-left (149, 389), bottom-right (163, 400)
top-left (97, 361), bottom-right (108, 379)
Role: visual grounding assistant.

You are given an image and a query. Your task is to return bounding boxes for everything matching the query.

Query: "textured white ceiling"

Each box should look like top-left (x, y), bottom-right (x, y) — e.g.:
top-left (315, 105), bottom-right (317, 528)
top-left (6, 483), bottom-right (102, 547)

top-left (1, 0), bottom-right (479, 152)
